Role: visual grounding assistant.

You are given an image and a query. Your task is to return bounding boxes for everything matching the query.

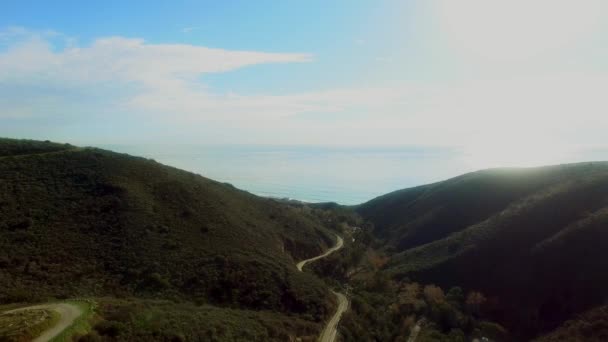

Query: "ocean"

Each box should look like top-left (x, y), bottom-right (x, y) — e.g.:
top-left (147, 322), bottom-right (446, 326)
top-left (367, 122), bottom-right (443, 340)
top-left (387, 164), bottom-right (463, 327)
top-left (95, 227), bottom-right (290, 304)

top-left (100, 144), bottom-right (475, 205)
top-left (98, 144), bottom-right (608, 205)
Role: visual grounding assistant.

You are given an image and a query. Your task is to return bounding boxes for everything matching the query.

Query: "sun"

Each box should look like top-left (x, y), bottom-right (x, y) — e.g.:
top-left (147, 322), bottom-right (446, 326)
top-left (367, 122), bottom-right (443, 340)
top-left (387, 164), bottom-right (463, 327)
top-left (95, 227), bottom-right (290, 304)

top-left (432, 0), bottom-right (606, 63)
top-left (462, 138), bottom-right (572, 170)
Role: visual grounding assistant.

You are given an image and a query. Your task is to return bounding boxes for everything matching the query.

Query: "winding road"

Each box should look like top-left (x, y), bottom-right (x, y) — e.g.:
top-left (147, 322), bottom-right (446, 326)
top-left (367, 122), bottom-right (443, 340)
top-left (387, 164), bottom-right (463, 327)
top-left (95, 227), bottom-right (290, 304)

top-left (296, 235), bottom-right (349, 342)
top-left (3, 303), bottom-right (83, 342)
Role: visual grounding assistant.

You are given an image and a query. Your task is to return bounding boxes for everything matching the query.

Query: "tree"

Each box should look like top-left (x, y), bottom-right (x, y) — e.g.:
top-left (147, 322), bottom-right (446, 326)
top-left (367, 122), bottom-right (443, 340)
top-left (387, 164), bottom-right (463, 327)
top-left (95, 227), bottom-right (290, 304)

top-left (398, 282), bottom-right (426, 314)
top-left (446, 286), bottom-right (465, 309)
top-left (465, 291), bottom-right (486, 316)
top-left (424, 284), bottom-right (445, 304)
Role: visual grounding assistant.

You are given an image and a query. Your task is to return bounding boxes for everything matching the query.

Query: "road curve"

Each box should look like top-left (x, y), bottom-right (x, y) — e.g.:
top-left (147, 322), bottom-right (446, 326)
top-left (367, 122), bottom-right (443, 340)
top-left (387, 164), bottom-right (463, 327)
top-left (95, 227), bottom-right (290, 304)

top-left (296, 235), bottom-right (349, 342)
top-left (4, 303), bottom-right (83, 342)
top-left (296, 235), bottom-right (344, 272)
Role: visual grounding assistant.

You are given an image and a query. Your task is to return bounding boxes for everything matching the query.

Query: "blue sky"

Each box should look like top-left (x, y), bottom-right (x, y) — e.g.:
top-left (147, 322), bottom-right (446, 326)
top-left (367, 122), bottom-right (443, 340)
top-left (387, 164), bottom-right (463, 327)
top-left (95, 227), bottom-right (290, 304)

top-left (1, 0), bottom-right (608, 168)
top-left (1, 0), bottom-right (407, 92)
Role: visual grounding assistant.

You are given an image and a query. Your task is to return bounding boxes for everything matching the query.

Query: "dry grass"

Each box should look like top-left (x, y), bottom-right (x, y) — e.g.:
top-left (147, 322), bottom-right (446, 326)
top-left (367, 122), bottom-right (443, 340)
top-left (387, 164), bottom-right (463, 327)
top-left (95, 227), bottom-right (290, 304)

top-left (0, 308), bottom-right (59, 341)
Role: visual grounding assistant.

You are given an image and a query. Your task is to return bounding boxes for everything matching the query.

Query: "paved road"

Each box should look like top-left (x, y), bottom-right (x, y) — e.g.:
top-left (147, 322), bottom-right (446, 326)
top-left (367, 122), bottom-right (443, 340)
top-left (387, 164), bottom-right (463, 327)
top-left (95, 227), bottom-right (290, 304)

top-left (296, 235), bottom-right (349, 342)
top-left (4, 303), bottom-right (83, 342)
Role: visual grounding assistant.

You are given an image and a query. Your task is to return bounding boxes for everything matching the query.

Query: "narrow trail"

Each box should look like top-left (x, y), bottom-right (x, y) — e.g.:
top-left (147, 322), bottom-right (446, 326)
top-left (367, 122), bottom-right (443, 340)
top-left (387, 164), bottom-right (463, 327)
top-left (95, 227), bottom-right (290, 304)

top-left (318, 291), bottom-right (348, 342)
top-left (406, 323), bottom-right (422, 342)
top-left (296, 235), bottom-right (349, 342)
top-left (4, 303), bottom-right (83, 342)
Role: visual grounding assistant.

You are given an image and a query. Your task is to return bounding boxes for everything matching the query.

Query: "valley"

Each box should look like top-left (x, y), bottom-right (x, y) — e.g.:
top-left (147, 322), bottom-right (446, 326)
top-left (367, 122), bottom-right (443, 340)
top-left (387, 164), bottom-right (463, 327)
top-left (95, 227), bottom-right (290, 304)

top-left (1, 139), bottom-right (608, 341)
top-left (296, 234), bottom-right (349, 342)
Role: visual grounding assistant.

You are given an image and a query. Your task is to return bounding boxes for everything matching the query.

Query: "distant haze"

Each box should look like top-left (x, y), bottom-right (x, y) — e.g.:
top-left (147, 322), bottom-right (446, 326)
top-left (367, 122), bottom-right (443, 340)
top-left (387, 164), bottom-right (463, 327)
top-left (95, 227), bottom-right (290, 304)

top-left (1, 0), bottom-right (607, 173)
top-left (104, 144), bottom-right (608, 205)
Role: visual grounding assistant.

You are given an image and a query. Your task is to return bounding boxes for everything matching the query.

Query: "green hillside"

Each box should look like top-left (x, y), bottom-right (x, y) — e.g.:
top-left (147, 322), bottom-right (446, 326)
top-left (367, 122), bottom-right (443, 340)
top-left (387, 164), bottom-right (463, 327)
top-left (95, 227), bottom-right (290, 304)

top-left (357, 162), bottom-right (608, 338)
top-left (0, 138), bottom-right (337, 340)
top-left (357, 165), bottom-right (599, 250)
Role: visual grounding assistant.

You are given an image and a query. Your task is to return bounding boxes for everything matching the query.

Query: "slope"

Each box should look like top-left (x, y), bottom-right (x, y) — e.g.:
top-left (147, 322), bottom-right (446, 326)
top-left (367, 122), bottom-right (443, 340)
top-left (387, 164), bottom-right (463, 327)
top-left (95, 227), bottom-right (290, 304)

top-left (357, 162), bottom-right (608, 338)
top-left (0, 139), bottom-right (335, 324)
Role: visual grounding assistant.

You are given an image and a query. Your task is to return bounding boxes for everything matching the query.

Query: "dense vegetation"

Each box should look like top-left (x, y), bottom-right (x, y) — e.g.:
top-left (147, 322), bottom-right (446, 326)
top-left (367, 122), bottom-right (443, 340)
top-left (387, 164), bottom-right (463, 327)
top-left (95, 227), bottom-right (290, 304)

top-left (340, 281), bottom-right (507, 342)
top-left (535, 305), bottom-right (608, 342)
top-left (0, 138), bottom-right (74, 158)
top-left (76, 298), bottom-right (321, 341)
top-left (4, 138), bottom-right (607, 340)
top-left (0, 139), bottom-right (337, 339)
top-left (357, 162), bottom-right (608, 339)
top-left (304, 223), bottom-right (505, 341)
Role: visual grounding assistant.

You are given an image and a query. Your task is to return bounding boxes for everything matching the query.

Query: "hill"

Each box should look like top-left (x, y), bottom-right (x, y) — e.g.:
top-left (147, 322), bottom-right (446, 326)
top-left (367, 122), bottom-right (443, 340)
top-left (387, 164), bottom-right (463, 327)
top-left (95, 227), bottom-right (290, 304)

top-left (0, 138), bottom-right (337, 340)
top-left (357, 162), bottom-right (608, 338)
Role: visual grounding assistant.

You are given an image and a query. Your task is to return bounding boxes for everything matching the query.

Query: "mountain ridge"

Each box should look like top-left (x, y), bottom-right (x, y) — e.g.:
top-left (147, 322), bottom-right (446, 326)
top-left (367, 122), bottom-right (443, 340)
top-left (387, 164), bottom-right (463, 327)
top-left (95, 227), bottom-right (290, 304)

top-left (357, 161), bottom-right (608, 338)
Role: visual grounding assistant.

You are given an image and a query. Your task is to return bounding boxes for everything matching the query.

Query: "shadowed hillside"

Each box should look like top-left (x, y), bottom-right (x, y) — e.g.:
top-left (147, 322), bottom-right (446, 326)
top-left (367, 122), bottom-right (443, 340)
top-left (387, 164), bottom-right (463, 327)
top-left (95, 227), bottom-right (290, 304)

top-left (357, 162), bottom-right (608, 339)
top-left (535, 305), bottom-right (608, 342)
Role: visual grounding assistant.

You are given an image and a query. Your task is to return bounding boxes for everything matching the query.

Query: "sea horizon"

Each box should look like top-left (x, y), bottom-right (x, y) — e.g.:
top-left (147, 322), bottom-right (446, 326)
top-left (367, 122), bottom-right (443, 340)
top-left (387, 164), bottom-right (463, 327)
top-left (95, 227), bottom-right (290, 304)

top-left (96, 143), bottom-right (608, 205)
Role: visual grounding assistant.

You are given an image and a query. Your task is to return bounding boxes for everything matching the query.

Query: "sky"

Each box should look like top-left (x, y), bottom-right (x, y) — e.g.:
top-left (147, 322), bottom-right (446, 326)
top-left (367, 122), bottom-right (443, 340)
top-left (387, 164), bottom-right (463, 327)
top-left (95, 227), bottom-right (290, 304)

top-left (1, 0), bottom-right (608, 169)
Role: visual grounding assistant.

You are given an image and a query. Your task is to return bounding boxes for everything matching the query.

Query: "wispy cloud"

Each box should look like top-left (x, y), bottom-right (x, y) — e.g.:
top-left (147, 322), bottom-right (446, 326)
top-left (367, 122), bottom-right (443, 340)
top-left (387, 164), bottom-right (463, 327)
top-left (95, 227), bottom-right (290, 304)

top-left (0, 24), bottom-right (607, 155)
top-left (0, 29), bottom-right (312, 85)
top-left (0, 28), bottom-right (314, 121)
top-left (180, 26), bottom-right (199, 34)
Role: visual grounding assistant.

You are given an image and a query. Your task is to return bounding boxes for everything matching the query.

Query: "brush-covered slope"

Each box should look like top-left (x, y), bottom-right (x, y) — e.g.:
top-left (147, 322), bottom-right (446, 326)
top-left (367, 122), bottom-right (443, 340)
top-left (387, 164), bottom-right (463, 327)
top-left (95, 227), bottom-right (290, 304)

top-left (357, 165), bottom-right (591, 250)
top-left (535, 305), bottom-right (608, 342)
top-left (358, 162), bottom-right (608, 337)
top-left (0, 139), bottom-right (334, 321)
top-left (0, 138), bottom-right (74, 157)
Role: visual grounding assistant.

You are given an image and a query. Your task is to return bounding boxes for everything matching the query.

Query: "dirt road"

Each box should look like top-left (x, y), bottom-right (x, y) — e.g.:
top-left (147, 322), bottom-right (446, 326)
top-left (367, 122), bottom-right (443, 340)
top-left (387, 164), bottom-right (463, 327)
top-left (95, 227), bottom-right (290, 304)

top-left (4, 303), bottom-right (83, 342)
top-left (296, 235), bottom-right (344, 271)
top-left (318, 290), bottom-right (349, 342)
top-left (296, 235), bottom-right (349, 342)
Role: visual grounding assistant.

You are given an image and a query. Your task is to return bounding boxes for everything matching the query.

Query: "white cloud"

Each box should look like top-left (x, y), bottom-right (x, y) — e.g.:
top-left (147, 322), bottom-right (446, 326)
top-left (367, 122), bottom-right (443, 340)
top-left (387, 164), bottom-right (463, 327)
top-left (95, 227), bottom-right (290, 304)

top-left (0, 28), bottom-right (417, 123)
top-left (0, 28), bottom-right (316, 122)
top-left (0, 31), bottom-right (312, 87)
top-left (1, 25), bottom-right (607, 166)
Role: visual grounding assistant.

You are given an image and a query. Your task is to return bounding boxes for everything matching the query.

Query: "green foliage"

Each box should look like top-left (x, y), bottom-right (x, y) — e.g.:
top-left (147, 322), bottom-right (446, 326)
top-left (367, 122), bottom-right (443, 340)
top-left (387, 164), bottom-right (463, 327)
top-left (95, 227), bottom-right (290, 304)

top-left (0, 138), bottom-right (72, 158)
top-left (338, 278), bottom-right (506, 341)
top-left (77, 298), bottom-right (321, 342)
top-left (446, 287), bottom-right (464, 310)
